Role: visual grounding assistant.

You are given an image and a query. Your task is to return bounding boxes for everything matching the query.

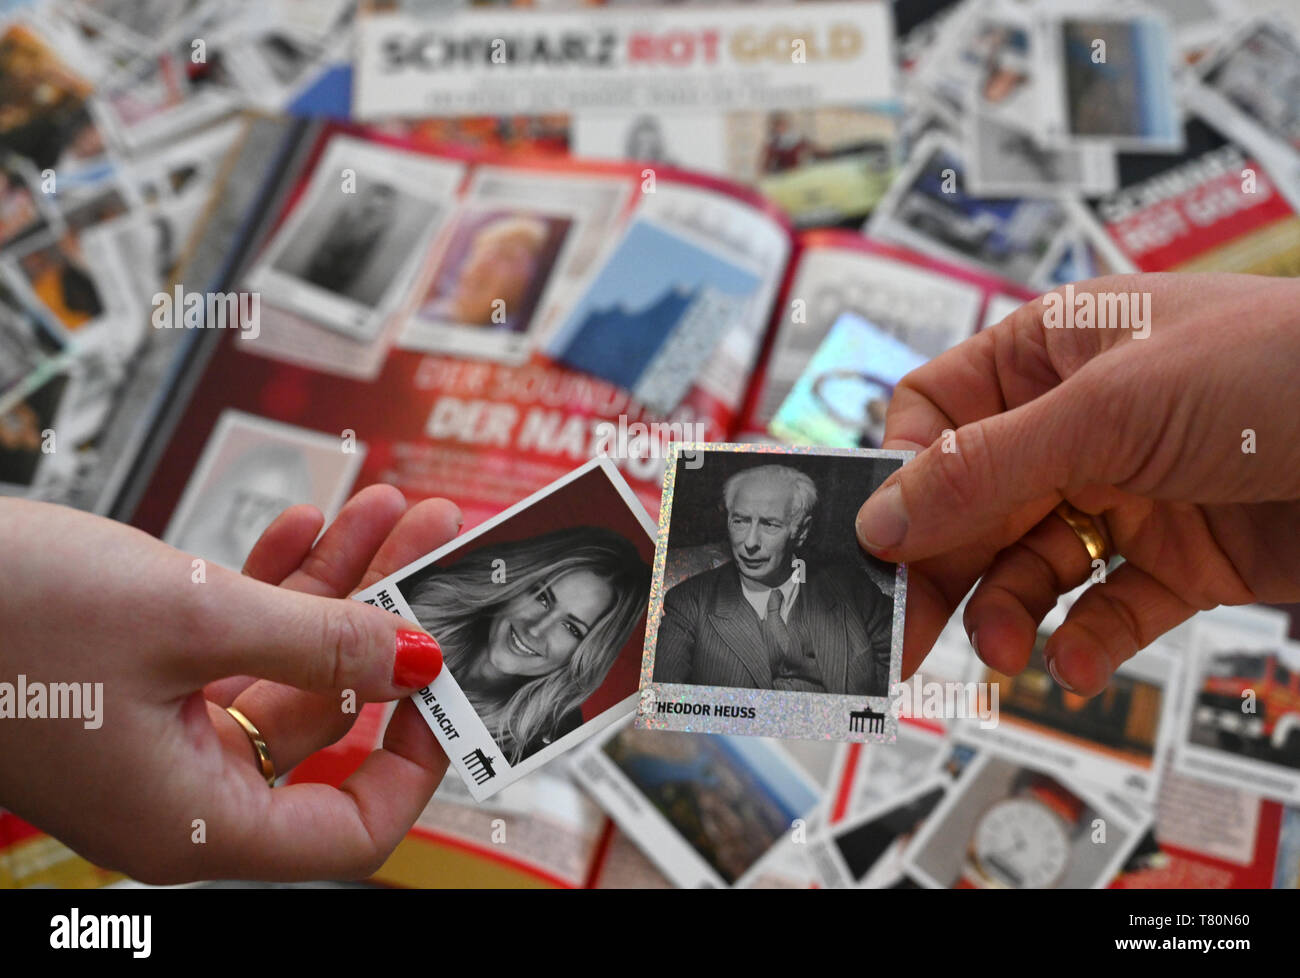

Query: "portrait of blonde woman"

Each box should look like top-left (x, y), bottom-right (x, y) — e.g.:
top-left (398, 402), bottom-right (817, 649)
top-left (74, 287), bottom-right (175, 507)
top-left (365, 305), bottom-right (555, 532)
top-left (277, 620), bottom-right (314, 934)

top-left (401, 525), bottom-right (651, 763)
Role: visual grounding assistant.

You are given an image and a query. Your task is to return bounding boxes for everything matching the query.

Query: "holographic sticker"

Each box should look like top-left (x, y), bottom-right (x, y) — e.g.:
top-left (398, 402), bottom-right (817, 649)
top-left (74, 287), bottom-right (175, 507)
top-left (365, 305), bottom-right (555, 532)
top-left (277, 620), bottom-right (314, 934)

top-left (635, 442), bottom-right (911, 745)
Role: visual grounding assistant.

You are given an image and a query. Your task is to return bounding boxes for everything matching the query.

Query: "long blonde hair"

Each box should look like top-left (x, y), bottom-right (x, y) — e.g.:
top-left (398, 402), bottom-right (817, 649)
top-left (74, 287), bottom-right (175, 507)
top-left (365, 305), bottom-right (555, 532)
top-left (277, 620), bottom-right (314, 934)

top-left (404, 526), bottom-right (649, 763)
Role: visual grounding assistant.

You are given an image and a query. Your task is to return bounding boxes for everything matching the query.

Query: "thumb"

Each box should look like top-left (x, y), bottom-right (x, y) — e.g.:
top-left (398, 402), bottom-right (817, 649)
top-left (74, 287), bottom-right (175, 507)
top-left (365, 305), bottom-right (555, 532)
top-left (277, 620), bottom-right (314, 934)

top-left (179, 570), bottom-right (443, 700)
top-left (854, 371), bottom-right (1144, 562)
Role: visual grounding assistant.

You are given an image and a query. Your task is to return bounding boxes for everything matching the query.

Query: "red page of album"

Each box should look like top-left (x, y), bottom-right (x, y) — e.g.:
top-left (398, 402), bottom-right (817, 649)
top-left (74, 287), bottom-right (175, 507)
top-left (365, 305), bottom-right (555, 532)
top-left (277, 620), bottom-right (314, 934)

top-left (130, 118), bottom-right (797, 545)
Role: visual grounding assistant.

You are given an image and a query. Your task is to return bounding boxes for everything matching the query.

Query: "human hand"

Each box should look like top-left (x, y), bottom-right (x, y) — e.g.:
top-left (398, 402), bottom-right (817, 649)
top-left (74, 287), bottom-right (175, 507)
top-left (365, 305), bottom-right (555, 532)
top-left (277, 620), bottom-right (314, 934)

top-left (0, 485), bottom-right (462, 883)
top-left (854, 272), bottom-right (1300, 695)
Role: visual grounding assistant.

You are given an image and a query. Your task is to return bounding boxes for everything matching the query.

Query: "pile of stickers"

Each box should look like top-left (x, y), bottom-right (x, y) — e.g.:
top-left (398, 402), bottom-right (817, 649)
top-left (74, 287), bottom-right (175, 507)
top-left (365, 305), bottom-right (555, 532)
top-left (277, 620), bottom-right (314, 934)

top-left (0, 1), bottom-right (350, 506)
top-left (0, 0), bottom-right (1298, 891)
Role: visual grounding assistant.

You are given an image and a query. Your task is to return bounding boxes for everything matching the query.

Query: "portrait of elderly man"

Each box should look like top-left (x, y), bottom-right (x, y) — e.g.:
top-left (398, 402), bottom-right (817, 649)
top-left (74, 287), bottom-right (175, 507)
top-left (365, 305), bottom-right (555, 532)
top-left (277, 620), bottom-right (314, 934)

top-left (653, 463), bottom-right (893, 696)
top-left (301, 180), bottom-right (397, 297)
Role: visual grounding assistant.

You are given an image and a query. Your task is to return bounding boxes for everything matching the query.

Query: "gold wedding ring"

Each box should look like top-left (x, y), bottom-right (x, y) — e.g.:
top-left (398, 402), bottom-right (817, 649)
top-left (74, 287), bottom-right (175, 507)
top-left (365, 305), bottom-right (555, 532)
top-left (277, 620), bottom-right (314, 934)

top-left (1053, 502), bottom-right (1111, 565)
top-left (225, 706), bottom-right (276, 787)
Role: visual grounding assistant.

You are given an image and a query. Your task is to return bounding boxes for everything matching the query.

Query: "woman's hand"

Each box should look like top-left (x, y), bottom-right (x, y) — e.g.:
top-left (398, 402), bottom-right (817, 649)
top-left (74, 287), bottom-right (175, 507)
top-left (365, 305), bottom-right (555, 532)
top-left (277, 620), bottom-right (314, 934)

top-left (0, 484), bottom-right (462, 883)
top-left (855, 272), bottom-right (1300, 696)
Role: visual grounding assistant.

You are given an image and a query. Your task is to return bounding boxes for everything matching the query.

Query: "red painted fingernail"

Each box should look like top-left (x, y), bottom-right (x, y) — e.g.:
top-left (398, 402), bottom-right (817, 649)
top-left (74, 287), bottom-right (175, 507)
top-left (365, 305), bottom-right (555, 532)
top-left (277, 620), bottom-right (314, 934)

top-left (393, 630), bottom-right (442, 688)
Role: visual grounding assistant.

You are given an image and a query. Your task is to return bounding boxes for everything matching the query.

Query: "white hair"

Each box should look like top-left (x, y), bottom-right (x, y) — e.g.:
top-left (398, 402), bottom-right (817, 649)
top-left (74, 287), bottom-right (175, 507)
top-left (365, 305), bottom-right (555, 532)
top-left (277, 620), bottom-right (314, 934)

top-left (722, 465), bottom-right (818, 526)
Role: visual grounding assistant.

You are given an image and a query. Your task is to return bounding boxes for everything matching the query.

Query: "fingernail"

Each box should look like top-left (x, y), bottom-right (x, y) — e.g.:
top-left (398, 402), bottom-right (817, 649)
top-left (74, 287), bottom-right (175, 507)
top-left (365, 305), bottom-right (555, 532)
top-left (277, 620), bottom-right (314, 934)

top-left (969, 630), bottom-right (981, 657)
top-left (856, 483), bottom-right (908, 552)
top-left (884, 438), bottom-right (928, 456)
top-left (394, 630), bottom-right (442, 688)
top-left (1045, 654), bottom-right (1077, 693)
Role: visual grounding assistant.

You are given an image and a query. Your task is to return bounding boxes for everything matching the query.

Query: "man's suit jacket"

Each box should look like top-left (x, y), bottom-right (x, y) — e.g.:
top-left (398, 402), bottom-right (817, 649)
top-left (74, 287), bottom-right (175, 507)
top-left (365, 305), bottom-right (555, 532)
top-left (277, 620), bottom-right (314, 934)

top-left (652, 559), bottom-right (894, 696)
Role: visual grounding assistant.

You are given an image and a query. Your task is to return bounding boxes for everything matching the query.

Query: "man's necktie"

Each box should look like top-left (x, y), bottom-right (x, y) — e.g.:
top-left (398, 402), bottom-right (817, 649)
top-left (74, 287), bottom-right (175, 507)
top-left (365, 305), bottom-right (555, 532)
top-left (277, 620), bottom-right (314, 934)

top-left (764, 589), bottom-right (824, 691)
top-left (764, 588), bottom-right (793, 659)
